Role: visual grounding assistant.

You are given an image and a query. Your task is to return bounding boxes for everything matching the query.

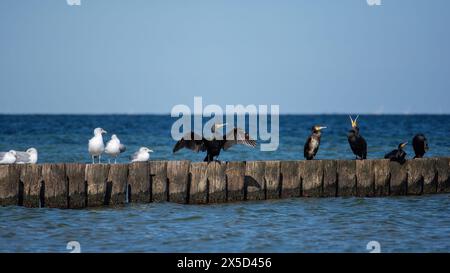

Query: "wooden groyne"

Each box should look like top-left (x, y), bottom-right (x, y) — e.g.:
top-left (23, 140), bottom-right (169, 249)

top-left (0, 158), bottom-right (449, 208)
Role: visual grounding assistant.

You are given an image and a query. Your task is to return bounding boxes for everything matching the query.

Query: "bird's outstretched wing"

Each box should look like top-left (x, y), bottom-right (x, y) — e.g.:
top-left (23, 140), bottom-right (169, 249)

top-left (223, 128), bottom-right (257, 151)
top-left (173, 132), bottom-right (207, 153)
top-left (16, 152), bottom-right (31, 163)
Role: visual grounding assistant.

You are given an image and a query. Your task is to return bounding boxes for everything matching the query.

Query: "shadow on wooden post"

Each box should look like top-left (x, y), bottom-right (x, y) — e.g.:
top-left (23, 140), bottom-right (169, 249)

top-left (20, 164), bottom-right (42, 208)
top-left (128, 162), bottom-right (151, 204)
top-left (42, 163), bottom-right (67, 208)
top-left (244, 161), bottom-right (265, 201)
top-left (0, 165), bottom-right (21, 206)
top-left (323, 160), bottom-right (337, 197)
top-left (150, 161), bottom-right (168, 203)
top-left (226, 162), bottom-right (245, 202)
top-left (85, 164), bottom-right (110, 207)
top-left (436, 157), bottom-right (450, 193)
top-left (389, 161), bottom-right (408, 196)
top-left (66, 163), bottom-right (86, 209)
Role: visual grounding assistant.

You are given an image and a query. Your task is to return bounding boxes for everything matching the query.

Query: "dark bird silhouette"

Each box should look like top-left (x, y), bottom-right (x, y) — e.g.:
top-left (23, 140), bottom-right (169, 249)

top-left (412, 133), bottom-right (429, 158)
top-left (347, 115), bottom-right (367, 160)
top-left (304, 125), bottom-right (327, 160)
top-left (173, 123), bottom-right (256, 162)
top-left (384, 141), bottom-right (408, 164)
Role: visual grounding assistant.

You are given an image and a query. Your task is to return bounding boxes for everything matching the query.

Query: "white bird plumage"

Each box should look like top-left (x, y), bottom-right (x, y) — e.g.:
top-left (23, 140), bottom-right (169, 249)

top-left (105, 134), bottom-right (126, 163)
top-left (131, 147), bottom-right (153, 163)
top-left (16, 148), bottom-right (38, 164)
top-left (0, 150), bottom-right (17, 164)
top-left (88, 127), bottom-right (107, 164)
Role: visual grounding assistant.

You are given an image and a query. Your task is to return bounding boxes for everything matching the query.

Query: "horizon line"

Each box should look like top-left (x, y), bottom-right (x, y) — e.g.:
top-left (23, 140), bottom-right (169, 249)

top-left (1, 112), bottom-right (449, 116)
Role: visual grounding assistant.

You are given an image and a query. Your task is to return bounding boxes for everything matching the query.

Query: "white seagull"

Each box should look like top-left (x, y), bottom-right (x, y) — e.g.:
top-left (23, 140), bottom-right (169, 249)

top-left (88, 127), bottom-right (107, 164)
top-left (16, 148), bottom-right (38, 164)
top-left (130, 147), bottom-right (153, 163)
top-left (105, 134), bottom-right (126, 164)
top-left (0, 150), bottom-right (17, 164)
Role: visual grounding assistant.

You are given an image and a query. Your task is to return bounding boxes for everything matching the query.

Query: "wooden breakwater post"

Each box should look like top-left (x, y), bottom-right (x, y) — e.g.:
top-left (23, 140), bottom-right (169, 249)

top-left (0, 158), bottom-right (449, 208)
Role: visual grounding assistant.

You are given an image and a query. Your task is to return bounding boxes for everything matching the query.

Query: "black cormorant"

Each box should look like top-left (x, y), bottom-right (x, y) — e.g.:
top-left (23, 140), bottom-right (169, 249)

top-left (173, 123), bottom-right (256, 162)
top-left (347, 115), bottom-right (367, 160)
top-left (304, 125), bottom-right (326, 160)
top-left (384, 141), bottom-right (408, 164)
top-left (412, 133), bottom-right (429, 158)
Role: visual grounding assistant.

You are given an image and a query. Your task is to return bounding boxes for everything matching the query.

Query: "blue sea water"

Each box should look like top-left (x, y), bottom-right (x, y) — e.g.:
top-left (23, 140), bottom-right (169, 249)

top-left (0, 114), bottom-right (450, 253)
top-left (0, 114), bottom-right (449, 162)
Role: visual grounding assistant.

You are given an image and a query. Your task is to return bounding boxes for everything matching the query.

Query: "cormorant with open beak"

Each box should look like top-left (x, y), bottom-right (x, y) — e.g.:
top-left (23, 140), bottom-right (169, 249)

top-left (384, 141), bottom-right (408, 164)
top-left (173, 123), bottom-right (257, 162)
top-left (347, 115), bottom-right (367, 160)
top-left (412, 133), bottom-right (429, 158)
top-left (304, 125), bottom-right (327, 160)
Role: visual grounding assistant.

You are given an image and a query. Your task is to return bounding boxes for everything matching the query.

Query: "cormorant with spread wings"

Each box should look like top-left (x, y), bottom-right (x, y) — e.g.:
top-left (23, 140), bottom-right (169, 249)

top-left (173, 123), bottom-right (257, 162)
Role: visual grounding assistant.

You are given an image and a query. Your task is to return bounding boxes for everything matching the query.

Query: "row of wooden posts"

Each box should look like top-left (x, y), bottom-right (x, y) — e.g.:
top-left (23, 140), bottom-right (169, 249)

top-left (0, 157), bottom-right (449, 208)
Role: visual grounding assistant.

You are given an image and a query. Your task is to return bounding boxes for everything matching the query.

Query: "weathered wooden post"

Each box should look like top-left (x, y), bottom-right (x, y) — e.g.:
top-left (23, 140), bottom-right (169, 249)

top-left (42, 163), bottom-right (67, 208)
top-left (149, 161), bottom-right (168, 202)
top-left (85, 164), bottom-right (110, 207)
top-left (302, 160), bottom-right (322, 197)
top-left (389, 161), bottom-right (408, 196)
top-left (128, 162), bottom-right (151, 203)
top-left (280, 161), bottom-right (302, 198)
top-left (189, 162), bottom-right (208, 204)
top-left (322, 160), bottom-right (337, 197)
top-left (208, 161), bottom-right (227, 203)
top-left (337, 160), bottom-right (356, 197)
top-left (436, 157), bottom-right (450, 193)
top-left (407, 158), bottom-right (437, 195)
top-left (107, 164), bottom-right (128, 205)
top-left (0, 165), bottom-right (21, 206)
top-left (264, 161), bottom-right (281, 200)
top-left (356, 160), bottom-right (375, 197)
top-left (226, 161), bottom-right (245, 202)
top-left (20, 164), bottom-right (42, 208)
top-left (167, 161), bottom-right (190, 204)
top-left (66, 163), bottom-right (86, 209)
top-left (373, 159), bottom-right (390, 196)
top-left (244, 161), bottom-right (265, 201)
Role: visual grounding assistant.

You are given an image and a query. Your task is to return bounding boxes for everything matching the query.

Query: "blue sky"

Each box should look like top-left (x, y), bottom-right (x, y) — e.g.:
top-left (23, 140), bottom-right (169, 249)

top-left (0, 0), bottom-right (449, 114)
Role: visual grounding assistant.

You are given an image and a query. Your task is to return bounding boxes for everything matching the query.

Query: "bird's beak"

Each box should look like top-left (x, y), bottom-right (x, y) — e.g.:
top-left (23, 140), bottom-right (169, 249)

top-left (318, 126), bottom-right (327, 130)
top-left (149, 150), bottom-right (154, 153)
top-left (349, 115), bottom-right (358, 128)
top-left (216, 123), bottom-right (227, 129)
top-left (400, 142), bottom-right (408, 148)
top-left (102, 130), bottom-right (107, 134)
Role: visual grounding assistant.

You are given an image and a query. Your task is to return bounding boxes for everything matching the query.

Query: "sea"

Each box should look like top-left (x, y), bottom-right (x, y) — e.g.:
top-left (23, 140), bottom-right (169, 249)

top-left (0, 114), bottom-right (449, 252)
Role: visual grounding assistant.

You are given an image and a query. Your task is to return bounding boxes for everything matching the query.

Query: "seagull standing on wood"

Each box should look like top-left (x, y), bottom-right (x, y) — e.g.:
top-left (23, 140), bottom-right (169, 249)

top-left (88, 128), bottom-right (107, 164)
top-left (131, 147), bottom-right (153, 163)
top-left (105, 134), bottom-right (126, 163)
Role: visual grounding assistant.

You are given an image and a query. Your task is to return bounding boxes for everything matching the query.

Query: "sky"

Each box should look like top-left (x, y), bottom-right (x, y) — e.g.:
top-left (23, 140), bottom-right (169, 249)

top-left (0, 0), bottom-right (449, 114)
